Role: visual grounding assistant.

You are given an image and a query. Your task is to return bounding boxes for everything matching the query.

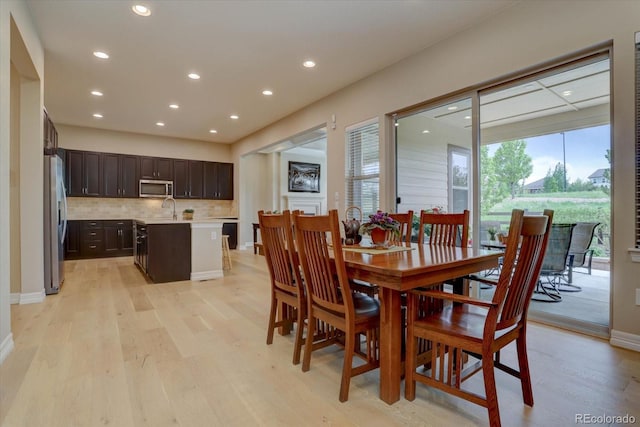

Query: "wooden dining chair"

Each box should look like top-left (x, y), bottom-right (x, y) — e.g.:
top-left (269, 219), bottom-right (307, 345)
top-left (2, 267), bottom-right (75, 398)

top-left (389, 210), bottom-right (414, 244)
top-left (418, 209), bottom-right (469, 246)
top-left (294, 209), bottom-right (380, 402)
top-left (405, 209), bottom-right (554, 427)
top-left (259, 210), bottom-right (306, 365)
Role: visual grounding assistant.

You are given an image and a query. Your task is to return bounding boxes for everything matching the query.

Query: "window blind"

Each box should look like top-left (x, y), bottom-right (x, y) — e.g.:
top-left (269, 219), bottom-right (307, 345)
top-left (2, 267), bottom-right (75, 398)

top-left (345, 119), bottom-right (379, 217)
top-left (636, 37), bottom-right (640, 248)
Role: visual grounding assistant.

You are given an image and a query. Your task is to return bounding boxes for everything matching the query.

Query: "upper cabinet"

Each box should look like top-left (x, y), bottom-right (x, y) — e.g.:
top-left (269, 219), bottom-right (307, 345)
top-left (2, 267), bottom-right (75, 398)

top-left (103, 154), bottom-right (139, 198)
top-left (174, 160), bottom-right (204, 199)
top-left (140, 156), bottom-right (173, 180)
top-left (43, 110), bottom-right (58, 154)
top-left (66, 150), bottom-right (102, 197)
top-left (204, 162), bottom-right (233, 200)
top-left (66, 150), bottom-right (233, 200)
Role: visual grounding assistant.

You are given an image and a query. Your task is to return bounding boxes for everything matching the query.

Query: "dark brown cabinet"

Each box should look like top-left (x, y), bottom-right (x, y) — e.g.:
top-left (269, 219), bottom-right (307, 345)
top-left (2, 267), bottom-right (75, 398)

top-left (103, 154), bottom-right (139, 198)
top-left (135, 222), bottom-right (191, 283)
top-left (64, 220), bottom-right (82, 259)
top-left (104, 220), bottom-right (134, 255)
top-left (66, 150), bottom-right (102, 197)
top-left (140, 156), bottom-right (173, 180)
top-left (43, 110), bottom-right (58, 154)
top-left (204, 162), bottom-right (233, 200)
top-left (65, 150), bottom-right (233, 200)
top-left (65, 219), bottom-right (133, 259)
top-left (174, 160), bottom-right (204, 199)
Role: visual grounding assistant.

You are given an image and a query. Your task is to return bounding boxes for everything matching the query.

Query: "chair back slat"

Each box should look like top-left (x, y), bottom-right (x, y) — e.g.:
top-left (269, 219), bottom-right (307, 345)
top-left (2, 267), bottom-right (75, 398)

top-left (258, 210), bottom-right (302, 295)
top-left (418, 210), bottom-right (469, 247)
top-left (491, 209), bottom-right (554, 332)
top-left (389, 210), bottom-right (414, 244)
top-left (295, 211), bottom-right (352, 316)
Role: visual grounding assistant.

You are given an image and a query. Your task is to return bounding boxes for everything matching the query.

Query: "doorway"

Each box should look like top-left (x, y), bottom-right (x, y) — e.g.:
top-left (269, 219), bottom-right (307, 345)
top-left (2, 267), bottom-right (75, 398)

top-left (478, 54), bottom-right (611, 335)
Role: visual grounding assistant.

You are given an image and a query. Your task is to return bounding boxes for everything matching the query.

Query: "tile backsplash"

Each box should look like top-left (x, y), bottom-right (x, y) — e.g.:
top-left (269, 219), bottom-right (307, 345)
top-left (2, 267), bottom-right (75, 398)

top-left (67, 197), bottom-right (237, 220)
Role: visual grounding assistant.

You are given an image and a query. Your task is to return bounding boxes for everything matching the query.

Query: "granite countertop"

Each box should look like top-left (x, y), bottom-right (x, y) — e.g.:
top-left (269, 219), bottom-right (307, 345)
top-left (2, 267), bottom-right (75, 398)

top-left (135, 217), bottom-right (238, 225)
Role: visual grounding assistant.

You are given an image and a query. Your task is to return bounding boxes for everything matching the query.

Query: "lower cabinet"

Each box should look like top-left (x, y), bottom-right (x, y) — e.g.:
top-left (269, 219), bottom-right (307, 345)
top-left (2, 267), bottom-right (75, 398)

top-left (222, 222), bottom-right (237, 249)
top-left (65, 219), bottom-right (133, 259)
top-left (135, 222), bottom-right (191, 283)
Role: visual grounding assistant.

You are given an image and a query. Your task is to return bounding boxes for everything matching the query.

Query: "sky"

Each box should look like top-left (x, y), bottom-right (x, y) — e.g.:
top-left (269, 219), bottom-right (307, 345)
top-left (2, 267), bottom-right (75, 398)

top-left (488, 124), bottom-right (610, 184)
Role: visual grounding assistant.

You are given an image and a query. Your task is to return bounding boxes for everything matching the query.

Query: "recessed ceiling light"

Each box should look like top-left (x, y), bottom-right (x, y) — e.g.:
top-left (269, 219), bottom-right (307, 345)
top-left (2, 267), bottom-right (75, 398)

top-left (93, 51), bottom-right (109, 59)
top-left (230, 115), bottom-right (239, 120)
top-left (303, 60), bottom-right (316, 68)
top-left (169, 104), bottom-right (179, 109)
top-left (422, 130), bottom-right (430, 134)
top-left (562, 90), bottom-right (573, 96)
top-left (132, 4), bottom-right (151, 16)
top-left (156, 122), bottom-right (165, 127)
top-left (92, 113), bottom-right (103, 118)
top-left (464, 115), bottom-right (471, 120)
top-left (447, 106), bottom-right (458, 111)
top-left (209, 129), bottom-right (218, 134)
top-left (91, 90), bottom-right (103, 96)
top-left (262, 90), bottom-right (273, 96)
top-left (188, 73), bottom-right (200, 80)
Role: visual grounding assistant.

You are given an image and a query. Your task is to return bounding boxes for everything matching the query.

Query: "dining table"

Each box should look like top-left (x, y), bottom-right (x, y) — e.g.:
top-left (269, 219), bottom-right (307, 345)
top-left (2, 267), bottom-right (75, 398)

top-left (341, 242), bottom-right (502, 404)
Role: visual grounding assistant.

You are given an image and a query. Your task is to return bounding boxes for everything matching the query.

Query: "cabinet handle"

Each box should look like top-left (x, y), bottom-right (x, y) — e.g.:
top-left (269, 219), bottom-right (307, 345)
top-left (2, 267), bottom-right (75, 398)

top-left (90, 232), bottom-right (96, 236)
top-left (90, 245), bottom-right (96, 249)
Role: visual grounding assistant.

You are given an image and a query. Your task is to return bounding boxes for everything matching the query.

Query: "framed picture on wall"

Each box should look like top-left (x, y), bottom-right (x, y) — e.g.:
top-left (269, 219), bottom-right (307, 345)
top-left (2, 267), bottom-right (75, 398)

top-left (288, 161), bottom-right (320, 193)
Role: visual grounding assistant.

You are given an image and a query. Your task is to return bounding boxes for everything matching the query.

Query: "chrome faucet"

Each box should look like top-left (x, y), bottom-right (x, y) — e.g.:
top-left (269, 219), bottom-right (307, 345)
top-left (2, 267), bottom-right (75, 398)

top-left (162, 196), bottom-right (177, 220)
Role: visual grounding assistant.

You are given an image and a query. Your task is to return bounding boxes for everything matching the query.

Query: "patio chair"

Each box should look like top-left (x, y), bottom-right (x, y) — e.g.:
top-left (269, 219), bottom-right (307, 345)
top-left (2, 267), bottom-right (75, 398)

top-left (568, 222), bottom-right (600, 279)
top-left (533, 223), bottom-right (575, 302)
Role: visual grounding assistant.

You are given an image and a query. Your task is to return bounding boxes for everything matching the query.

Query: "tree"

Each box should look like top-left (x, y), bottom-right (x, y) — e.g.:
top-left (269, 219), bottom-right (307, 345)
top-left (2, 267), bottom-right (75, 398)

top-left (493, 139), bottom-right (533, 199)
top-left (543, 162), bottom-right (566, 193)
top-left (567, 178), bottom-right (595, 192)
top-left (480, 146), bottom-right (507, 214)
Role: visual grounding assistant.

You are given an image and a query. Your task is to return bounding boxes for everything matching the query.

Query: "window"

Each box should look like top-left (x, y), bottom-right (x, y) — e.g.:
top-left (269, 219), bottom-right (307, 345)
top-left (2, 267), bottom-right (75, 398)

top-left (345, 119), bottom-right (379, 217)
top-left (636, 34), bottom-right (640, 247)
top-left (448, 145), bottom-right (470, 213)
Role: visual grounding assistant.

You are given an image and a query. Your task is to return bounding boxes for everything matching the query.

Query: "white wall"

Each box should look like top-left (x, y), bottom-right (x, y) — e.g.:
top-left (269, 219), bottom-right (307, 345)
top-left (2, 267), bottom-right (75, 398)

top-left (57, 124), bottom-right (232, 162)
top-left (0, 0), bottom-right (45, 363)
top-left (231, 1), bottom-right (640, 340)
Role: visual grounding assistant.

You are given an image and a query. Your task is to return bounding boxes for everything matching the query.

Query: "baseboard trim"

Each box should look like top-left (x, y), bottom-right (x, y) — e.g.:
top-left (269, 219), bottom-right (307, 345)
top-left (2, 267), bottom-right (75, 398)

top-left (10, 293), bottom-right (20, 304)
top-left (610, 330), bottom-right (640, 352)
top-left (0, 333), bottom-right (15, 365)
top-left (19, 289), bottom-right (46, 304)
top-left (191, 270), bottom-right (224, 281)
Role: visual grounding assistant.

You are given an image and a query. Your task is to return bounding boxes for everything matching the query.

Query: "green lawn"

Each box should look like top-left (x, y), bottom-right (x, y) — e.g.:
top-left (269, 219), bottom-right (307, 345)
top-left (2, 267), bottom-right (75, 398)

top-left (483, 192), bottom-right (611, 255)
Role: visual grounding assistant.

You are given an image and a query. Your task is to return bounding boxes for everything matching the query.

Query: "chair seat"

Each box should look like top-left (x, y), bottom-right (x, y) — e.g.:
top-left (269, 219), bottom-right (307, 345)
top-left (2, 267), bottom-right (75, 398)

top-left (413, 304), bottom-right (488, 342)
top-left (352, 292), bottom-right (380, 319)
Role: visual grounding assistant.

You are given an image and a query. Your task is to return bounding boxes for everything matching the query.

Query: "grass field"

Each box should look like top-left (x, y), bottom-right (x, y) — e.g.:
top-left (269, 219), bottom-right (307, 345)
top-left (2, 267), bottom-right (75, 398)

top-left (483, 191), bottom-right (611, 255)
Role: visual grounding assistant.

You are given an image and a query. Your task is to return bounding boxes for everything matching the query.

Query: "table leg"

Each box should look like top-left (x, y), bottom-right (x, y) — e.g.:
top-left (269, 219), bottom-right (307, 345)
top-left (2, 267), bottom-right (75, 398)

top-left (379, 287), bottom-right (402, 404)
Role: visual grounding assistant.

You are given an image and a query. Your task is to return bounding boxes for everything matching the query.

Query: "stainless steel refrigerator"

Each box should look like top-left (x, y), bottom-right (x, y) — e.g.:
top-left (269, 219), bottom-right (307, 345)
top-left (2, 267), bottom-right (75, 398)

top-left (44, 154), bottom-right (67, 294)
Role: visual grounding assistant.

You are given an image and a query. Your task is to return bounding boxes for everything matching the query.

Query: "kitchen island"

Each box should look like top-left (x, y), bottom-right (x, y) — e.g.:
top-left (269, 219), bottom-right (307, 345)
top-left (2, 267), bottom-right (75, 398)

top-left (134, 218), bottom-right (235, 283)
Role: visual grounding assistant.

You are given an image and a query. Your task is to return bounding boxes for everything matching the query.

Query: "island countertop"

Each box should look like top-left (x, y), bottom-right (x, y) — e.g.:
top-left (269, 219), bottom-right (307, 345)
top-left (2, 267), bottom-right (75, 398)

top-left (134, 217), bottom-right (238, 225)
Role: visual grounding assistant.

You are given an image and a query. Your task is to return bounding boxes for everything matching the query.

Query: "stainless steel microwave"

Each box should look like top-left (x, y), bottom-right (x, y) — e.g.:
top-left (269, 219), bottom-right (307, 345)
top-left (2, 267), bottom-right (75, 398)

top-left (139, 179), bottom-right (173, 198)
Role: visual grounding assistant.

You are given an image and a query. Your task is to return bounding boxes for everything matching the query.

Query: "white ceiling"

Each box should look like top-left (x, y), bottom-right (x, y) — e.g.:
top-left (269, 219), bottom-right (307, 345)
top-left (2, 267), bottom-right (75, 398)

top-left (414, 57), bottom-right (610, 134)
top-left (26, 0), bottom-right (518, 144)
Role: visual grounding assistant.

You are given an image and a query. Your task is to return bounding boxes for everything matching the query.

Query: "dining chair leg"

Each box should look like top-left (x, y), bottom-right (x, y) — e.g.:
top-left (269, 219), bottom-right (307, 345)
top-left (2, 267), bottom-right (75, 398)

top-left (266, 294), bottom-right (277, 345)
top-left (302, 313), bottom-right (316, 372)
top-left (292, 305), bottom-right (305, 365)
top-left (516, 334), bottom-right (534, 406)
top-left (482, 357), bottom-right (501, 427)
top-left (339, 332), bottom-right (356, 402)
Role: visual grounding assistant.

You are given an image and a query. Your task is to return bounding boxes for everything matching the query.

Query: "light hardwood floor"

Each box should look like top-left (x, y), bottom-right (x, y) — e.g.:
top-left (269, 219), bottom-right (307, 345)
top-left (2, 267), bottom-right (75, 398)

top-left (1, 251), bottom-right (639, 427)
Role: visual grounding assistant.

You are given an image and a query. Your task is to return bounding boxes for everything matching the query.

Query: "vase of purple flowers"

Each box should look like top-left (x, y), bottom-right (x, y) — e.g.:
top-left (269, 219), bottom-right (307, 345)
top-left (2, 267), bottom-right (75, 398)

top-left (359, 211), bottom-right (400, 246)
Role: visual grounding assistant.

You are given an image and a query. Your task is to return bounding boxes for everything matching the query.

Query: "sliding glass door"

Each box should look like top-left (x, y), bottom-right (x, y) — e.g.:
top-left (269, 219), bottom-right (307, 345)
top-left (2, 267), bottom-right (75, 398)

top-left (478, 54), bottom-right (611, 334)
